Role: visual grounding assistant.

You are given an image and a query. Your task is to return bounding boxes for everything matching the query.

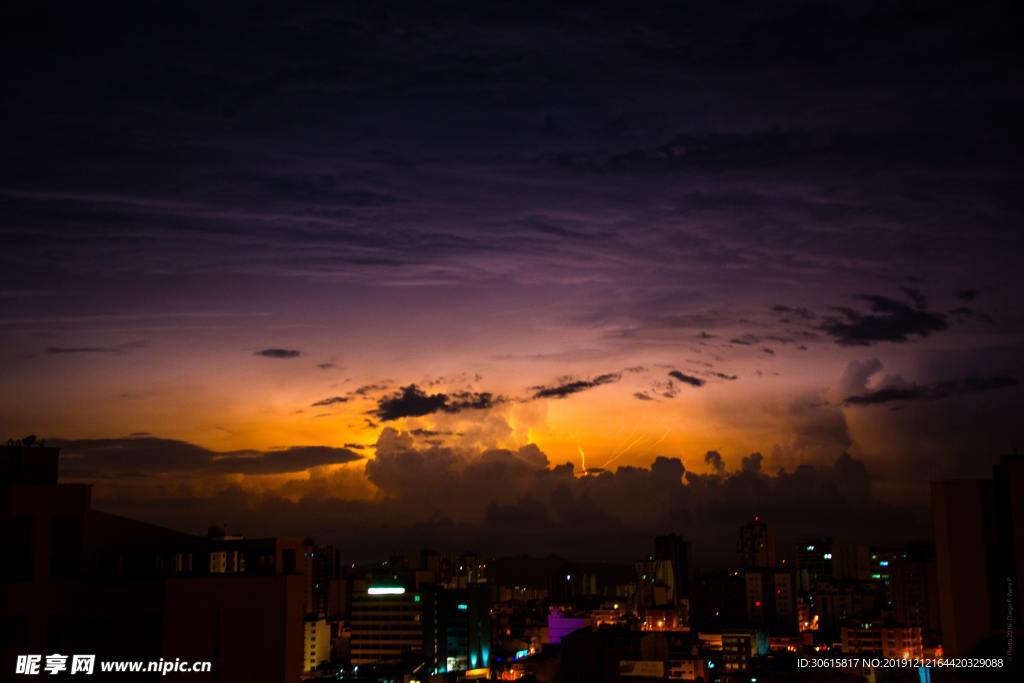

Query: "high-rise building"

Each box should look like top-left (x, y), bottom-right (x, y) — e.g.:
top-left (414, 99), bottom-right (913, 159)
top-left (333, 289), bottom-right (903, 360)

top-left (932, 455), bottom-right (1023, 658)
top-left (348, 581), bottom-right (424, 666)
top-left (890, 548), bottom-right (941, 646)
top-left (737, 516), bottom-right (775, 569)
top-left (796, 537), bottom-right (865, 585)
top-left (742, 567), bottom-right (804, 635)
top-left (303, 616), bottom-right (330, 672)
top-left (654, 533), bottom-right (692, 599)
top-left (422, 584), bottom-right (491, 674)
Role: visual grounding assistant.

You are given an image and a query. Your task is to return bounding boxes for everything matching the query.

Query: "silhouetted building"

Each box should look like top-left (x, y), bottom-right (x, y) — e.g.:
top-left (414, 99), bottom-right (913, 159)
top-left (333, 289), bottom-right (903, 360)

top-left (654, 533), bottom-right (692, 600)
top-left (932, 455), bottom-right (1023, 659)
top-left (691, 572), bottom-right (745, 631)
top-left (796, 537), bottom-right (866, 586)
top-left (2, 443), bottom-right (89, 670)
top-left (737, 515), bottom-right (775, 569)
top-left (1, 442), bottom-right (305, 682)
top-left (890, 548), bottom-right (941, 646)
top-left (743, 567), bottom-right (805, 635)
top-left (561, 626), bottom-right (642, 683)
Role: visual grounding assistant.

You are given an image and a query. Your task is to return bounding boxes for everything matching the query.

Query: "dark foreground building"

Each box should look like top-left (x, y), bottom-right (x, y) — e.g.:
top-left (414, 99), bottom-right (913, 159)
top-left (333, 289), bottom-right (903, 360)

top-left (931, 454), bottom-right (1023, 660)
top-left (1, 442), bottom-right (303, 682)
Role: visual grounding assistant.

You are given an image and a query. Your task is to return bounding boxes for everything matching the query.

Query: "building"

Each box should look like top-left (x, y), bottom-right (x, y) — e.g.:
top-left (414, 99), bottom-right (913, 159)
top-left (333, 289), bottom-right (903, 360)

top-left (691, 571), bottom-right (745, 632)
top-left (721, 630), bottom-right (765, 673)
top-left (796, 537), bottom-right (866, 585)
top-left (737, 515), bottom-right (775, 569)
top-left (890, 550), bottom-right (941, 646)
top-left (304, 616), bottom-right (330, 672)
top-left (931, 456), bottom-right (1024, 658)
top-left (560, 626), bottom-right (643, 683)
top-left (422, 584), bottom-right (491, 674)
top-left (654, 533), bottom-right (693, 600)
top-left (810, 579), bottom-right (882, 640)
top-left (840, 619), bottom-right (923, 659)
top-left (1, 440), bottom-right (305, 683)
top-left (348, 581), bottom-right (424, 666)
top-left (162, 572), bottom-right (304, 682)
top-left (741, 567), bottom-right (803, 635)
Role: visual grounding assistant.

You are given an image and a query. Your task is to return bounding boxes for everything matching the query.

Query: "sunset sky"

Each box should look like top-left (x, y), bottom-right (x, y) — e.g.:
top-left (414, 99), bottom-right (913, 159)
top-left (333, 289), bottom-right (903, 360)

top-left (2, 0), bottom-right (1021, 563)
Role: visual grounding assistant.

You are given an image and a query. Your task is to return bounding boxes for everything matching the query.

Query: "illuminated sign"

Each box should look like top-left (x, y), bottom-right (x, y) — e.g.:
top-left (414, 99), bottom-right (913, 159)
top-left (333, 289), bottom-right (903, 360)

top-left (367, 586), bottom-right (406, 595)
top-left (457, 603), bottom-right (469, 611)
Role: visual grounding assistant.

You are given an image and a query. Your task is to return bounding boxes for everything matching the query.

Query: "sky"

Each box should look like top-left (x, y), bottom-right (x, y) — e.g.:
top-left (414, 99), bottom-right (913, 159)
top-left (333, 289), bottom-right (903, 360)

top-left (2, 0), bottom-right (1022, 565)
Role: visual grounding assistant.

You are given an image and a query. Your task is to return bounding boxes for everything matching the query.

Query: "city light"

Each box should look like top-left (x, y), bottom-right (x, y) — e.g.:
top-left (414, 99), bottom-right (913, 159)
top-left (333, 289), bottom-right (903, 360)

top-left (367, 586), bottom-right (405, 595)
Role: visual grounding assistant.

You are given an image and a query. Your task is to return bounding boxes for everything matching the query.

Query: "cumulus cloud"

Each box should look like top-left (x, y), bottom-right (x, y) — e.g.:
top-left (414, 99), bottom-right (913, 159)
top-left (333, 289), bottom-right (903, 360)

top-left (820, 295), bottom-right (947, 346)
top-left (81, 430), bottom-right (923, 567)
top-left (704, 450), bottom-right (725, 473)
top-left (837, 358), bottom-right (884, 397)
top-left (254, 348), bottom-right (302, 359)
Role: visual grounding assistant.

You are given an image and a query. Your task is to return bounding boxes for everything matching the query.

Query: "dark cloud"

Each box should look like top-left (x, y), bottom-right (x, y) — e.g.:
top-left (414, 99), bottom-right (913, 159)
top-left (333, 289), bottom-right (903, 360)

top-left (317, 362), bottom-right (339, 370)
top-left (729, 335), bottom-right (759, 346)
top-left (311, 395), bottom-right (348, 407)
top-left (46, 346), bottom-right (119, 354)
top-left (633, 392), bottom-right (655, 401)
top-left (373, 384), bottom-right (500, 421)
top-left (950, 306), bottom-right (996, 325)
top-left (45, 340), bottom-right (147, 355)
top-left (741, 452), bottom-right (764, 474)
top-left (820, 295), bottom-right (948, 346)
top-left (709, 371), bottom-right (738, 381)
top-left (704, 450), bottom-right (724, 474)
top-left (353, 384), bottom-right (388, 396)
top-left (844, 375), bottom-right (1017, 406)
top-left (49, 437), bottom-right (361, 478)
top-left (530, 372), bottom-right (620, 399)
top-left (771, 305), bottom-right (816, 320)
top-left (901, 287), bottom-right (928, 309)
top-left (254, 348), bottom-right (302, 359)
top-left (956, 289), bottom-right (982, 301)
top-left (668, 370), bottom-right (705, 387)
top-left (373, 385), bottom-right (448, 420)
top-left (70, 426), bottom-right (932, 566)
